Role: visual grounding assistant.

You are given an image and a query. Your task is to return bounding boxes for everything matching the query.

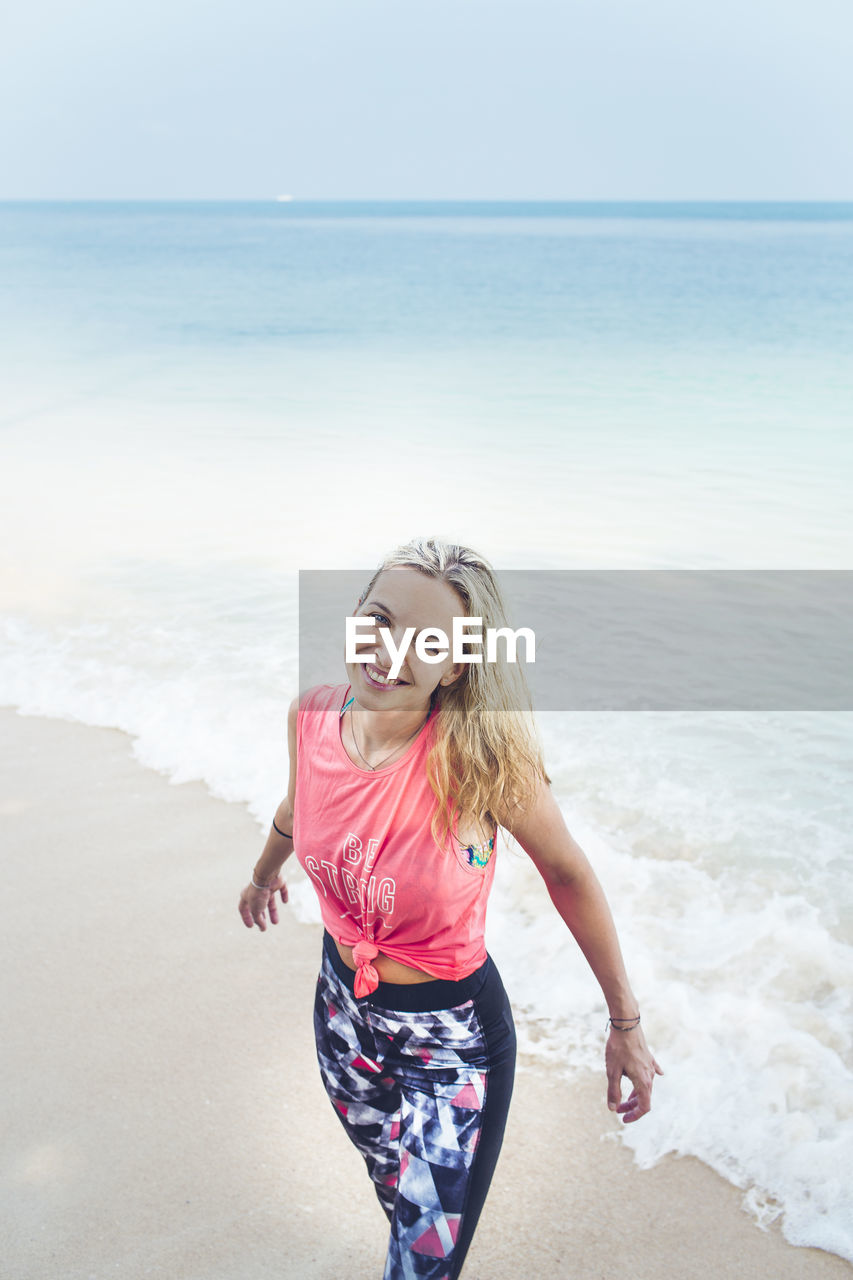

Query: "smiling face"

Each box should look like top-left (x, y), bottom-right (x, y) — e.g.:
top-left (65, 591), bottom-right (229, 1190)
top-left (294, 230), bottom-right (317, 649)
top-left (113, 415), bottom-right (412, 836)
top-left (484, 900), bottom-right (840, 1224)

top-left (346, 567), bottom-right (467, 714)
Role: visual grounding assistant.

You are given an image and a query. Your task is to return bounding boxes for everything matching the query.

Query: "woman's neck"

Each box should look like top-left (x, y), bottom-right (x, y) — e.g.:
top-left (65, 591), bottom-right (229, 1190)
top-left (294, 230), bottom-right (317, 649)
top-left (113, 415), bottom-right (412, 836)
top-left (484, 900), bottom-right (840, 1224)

top-left (352, 699), bottom-right (430, 757)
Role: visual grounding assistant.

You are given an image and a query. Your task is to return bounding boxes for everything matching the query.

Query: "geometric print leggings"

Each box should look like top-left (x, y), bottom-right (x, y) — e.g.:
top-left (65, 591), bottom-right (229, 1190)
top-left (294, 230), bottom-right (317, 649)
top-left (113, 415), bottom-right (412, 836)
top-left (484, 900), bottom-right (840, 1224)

top-left (314, 931), bottom-right (517, 1280)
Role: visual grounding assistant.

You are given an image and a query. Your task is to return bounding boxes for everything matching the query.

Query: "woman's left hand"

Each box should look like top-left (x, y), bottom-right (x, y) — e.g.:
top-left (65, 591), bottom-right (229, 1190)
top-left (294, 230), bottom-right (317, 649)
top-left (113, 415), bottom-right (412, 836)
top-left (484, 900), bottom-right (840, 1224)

top-left (605, 1025), bottom-right (664, 1123)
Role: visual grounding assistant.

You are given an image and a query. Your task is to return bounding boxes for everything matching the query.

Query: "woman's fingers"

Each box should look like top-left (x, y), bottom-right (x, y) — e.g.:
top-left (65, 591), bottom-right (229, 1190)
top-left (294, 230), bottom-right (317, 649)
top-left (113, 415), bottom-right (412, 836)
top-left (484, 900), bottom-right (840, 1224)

top-left (605, 1024), bottom-right (663, 1123)
top-left (264, 878), bottom-right (289, 924)
top-left (238, 879), bottom-right (289, 930)
top-left (238, 893), bottom-right (255, 928)
top-left (619, 1079), bottom-right (650, 1123)
top-left (617, 1060), bottom-right (662, 1122)
top-left (606, 1067), bottom-right (623, 1112)
top-left (616, 1089), bottom-right (639, 1119)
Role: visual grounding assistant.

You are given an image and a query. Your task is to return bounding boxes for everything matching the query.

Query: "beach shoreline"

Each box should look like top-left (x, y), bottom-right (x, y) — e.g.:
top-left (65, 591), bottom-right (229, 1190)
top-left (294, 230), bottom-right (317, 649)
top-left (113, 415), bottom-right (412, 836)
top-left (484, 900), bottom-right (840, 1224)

top-left (2, 706), bottom-right (849, 1280)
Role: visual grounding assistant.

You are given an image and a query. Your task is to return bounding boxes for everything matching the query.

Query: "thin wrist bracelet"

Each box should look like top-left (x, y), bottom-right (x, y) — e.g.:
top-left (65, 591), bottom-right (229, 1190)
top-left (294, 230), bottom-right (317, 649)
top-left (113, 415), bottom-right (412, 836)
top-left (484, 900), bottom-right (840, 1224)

top-left (251, 873), bottom-right (275, 890)
top-left (607, 1014), bottom-right (641, 1032)
top-left (272, 818), bottom-right (293, 839)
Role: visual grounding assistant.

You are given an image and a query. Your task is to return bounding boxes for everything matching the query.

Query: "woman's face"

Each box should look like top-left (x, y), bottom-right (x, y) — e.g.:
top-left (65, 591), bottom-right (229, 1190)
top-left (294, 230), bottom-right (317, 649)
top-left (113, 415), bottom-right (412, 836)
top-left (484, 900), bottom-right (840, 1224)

top-left (346, 567), bottom-right (466, 713)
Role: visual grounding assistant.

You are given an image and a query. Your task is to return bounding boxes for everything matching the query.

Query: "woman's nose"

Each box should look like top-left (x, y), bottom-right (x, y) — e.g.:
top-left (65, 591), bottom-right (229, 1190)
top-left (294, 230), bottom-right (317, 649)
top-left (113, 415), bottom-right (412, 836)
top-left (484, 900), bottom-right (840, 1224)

top-left (374, 630), bottom-right (398, 671)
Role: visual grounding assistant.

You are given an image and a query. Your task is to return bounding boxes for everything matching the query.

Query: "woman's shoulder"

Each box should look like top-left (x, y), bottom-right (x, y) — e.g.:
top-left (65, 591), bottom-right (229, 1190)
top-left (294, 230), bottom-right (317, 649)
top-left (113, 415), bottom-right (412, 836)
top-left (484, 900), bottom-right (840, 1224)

top-left (296, 683), bottom-right (349, 716)
top-left (292, 684), bottom-right (349, 756)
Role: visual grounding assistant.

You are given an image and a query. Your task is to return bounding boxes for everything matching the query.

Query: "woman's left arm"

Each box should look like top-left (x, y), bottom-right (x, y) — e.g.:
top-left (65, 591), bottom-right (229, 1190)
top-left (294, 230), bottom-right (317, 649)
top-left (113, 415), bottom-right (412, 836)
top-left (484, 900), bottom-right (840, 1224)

top-left (501, 779), bottom-right (663, 1123)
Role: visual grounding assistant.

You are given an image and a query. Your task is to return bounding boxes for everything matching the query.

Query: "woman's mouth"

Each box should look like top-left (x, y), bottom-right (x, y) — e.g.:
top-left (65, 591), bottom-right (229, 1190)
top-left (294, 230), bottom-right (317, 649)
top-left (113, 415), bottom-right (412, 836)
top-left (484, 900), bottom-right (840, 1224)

top-left (362, 662), bottom-right (406, 689)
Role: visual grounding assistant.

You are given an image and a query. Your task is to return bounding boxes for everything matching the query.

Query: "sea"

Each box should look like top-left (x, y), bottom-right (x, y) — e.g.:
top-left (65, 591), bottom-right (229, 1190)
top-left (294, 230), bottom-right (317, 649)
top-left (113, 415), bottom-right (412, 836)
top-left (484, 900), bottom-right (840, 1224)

top-left (1, 200), bottom-right (851, 1261)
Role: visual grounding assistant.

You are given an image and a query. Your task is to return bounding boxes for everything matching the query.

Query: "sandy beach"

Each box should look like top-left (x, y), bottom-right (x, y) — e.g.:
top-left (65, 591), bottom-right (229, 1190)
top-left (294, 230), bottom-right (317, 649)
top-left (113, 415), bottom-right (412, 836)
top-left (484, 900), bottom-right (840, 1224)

top-left (2, 706), bottom-right (849, 1280)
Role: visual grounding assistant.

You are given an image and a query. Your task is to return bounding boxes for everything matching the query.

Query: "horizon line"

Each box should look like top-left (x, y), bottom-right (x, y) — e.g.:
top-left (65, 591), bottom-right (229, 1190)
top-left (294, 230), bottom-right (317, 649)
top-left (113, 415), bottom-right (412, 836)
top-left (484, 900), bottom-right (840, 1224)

top-left (2, 195), bottom-right (853, 205)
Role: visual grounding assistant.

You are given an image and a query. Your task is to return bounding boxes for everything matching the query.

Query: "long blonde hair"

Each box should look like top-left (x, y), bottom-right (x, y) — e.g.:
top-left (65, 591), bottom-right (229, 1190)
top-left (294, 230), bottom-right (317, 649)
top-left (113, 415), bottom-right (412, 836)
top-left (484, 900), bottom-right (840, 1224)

top-left (360, 537), bottom-right (548, 842)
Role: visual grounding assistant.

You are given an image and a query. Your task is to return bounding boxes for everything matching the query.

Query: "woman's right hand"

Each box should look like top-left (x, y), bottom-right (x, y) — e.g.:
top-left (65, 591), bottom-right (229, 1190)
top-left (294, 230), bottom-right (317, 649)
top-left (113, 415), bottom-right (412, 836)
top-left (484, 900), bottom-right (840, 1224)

top-left (238, 874), bottom-right (288, 931)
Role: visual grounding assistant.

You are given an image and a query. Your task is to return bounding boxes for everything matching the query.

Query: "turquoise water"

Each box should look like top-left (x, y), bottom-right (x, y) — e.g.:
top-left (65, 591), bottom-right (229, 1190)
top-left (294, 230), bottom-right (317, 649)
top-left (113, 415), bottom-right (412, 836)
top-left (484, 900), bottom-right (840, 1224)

top-left (1, 202), bottom-right (852, 1259)
top-left (3, 200), bottom-right (851, 576)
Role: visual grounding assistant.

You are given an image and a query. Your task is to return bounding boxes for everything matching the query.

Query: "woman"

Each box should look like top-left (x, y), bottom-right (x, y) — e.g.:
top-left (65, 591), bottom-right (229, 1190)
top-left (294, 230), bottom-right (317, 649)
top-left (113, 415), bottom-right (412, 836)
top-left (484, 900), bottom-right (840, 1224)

top-left (238, 538), bottom-right (662, 1280)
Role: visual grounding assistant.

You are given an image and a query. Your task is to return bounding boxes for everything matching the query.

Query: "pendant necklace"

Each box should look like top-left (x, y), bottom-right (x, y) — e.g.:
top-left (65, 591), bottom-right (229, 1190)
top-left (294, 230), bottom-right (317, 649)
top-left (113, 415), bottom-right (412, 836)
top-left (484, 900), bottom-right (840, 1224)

top-left (350, 702), bottom-right (427, 771)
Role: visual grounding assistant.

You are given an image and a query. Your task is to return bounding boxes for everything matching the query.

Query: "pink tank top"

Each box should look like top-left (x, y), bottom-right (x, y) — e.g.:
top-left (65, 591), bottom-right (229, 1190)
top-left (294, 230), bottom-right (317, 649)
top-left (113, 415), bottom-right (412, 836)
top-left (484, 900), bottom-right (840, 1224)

top-left (292, 684), bottom-right (497, 996)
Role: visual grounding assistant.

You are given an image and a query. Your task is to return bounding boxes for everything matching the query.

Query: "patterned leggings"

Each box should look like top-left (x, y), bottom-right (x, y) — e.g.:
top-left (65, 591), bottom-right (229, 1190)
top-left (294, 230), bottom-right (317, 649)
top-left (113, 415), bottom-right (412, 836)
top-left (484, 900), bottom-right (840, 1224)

top-left (314, 932), bottom-right (517, 1280)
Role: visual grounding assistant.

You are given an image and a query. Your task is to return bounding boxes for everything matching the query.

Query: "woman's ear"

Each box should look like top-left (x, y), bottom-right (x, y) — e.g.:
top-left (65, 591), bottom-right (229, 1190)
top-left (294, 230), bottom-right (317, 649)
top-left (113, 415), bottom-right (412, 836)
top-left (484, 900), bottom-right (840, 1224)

top-left (439, 663), bottom-right (465, 687)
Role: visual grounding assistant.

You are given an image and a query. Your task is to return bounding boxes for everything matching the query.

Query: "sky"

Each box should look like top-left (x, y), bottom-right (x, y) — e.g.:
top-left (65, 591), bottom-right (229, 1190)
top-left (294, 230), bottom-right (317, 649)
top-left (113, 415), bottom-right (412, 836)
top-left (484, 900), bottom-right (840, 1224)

top-left (1, 0), bottom-right (852, 200)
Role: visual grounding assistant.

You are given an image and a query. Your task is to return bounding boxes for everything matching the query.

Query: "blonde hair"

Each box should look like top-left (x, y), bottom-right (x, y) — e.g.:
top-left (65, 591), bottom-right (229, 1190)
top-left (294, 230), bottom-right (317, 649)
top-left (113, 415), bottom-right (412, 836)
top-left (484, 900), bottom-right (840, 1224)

top-left (361, 537), bottom-right (548, 843)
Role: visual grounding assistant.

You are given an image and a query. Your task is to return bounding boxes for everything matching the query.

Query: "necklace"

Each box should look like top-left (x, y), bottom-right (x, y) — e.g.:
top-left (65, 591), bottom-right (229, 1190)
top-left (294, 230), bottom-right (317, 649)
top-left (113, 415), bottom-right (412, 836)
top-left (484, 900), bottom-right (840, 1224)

top-left (350, 702), bottom-right (427, 771)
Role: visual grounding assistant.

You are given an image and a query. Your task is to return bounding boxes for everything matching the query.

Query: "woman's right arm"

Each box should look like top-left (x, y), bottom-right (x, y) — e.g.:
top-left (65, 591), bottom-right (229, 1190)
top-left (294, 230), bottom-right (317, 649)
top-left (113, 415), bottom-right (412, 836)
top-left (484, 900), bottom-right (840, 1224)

top-left (237, 697), bottom-right (299, 932)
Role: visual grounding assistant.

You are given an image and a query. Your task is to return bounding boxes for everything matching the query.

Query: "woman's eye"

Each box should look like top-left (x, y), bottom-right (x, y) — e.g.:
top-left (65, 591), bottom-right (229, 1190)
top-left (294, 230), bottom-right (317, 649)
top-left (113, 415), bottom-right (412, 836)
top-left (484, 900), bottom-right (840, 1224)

top-left (369, 612), bottom-right (390, 627)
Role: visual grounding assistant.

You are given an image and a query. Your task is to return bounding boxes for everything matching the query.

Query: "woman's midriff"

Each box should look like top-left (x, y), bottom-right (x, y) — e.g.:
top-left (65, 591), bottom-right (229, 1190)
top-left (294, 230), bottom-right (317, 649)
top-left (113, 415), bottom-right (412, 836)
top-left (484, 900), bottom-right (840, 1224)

top-left (333, 937), bottom-right (436, 985)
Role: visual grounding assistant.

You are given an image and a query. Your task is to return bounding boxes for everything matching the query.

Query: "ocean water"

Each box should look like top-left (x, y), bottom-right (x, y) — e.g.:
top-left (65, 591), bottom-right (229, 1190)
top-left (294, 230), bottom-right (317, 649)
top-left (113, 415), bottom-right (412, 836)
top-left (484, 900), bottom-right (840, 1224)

top-left (1, 201), bottom-right (852, 1260)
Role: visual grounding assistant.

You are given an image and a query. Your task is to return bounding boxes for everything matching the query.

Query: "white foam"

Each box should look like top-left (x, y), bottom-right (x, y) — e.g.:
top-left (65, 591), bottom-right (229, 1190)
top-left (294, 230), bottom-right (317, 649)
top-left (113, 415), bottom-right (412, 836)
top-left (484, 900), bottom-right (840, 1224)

top-left (486, 806), bottom-right (853, 1261)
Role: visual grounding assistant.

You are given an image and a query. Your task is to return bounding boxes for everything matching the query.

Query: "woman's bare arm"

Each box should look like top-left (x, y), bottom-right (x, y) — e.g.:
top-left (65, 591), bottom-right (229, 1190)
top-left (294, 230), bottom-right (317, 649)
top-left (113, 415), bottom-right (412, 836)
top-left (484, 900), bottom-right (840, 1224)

top-left (237, 697), bottom-right (299, 931)
top-left (500, 779), bottom-right (663, 1122)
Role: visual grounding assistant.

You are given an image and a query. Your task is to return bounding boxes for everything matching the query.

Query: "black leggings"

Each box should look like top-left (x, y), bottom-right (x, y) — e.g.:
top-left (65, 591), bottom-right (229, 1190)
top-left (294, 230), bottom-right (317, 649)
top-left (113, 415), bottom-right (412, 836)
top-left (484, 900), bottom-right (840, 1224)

top-left (314, 931), bottom-right (516, 1279)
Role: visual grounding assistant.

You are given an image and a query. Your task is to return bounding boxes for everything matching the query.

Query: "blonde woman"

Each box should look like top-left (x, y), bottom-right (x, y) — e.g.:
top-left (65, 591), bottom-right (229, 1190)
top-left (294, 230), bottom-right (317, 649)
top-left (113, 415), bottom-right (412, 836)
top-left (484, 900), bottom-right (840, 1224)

top-left (238, 538), bottom-right (662, 1280)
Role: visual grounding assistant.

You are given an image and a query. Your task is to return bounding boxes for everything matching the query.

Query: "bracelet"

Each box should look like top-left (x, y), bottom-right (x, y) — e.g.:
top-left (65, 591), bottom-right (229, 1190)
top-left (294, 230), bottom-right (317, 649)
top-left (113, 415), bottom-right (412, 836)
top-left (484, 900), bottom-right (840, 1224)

top-left (607, 1014), bottom-right (641, 1032)
top-left (272, 818), bottom-right (293, 839)
top-left (251, 873), bottom-right (275, 891)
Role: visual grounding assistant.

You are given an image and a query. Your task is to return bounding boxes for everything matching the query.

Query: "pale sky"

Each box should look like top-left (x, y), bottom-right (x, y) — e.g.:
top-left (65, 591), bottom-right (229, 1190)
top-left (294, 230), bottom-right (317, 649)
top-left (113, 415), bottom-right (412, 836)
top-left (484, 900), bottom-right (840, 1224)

top-left (2, 0), bottom-right (851, 200)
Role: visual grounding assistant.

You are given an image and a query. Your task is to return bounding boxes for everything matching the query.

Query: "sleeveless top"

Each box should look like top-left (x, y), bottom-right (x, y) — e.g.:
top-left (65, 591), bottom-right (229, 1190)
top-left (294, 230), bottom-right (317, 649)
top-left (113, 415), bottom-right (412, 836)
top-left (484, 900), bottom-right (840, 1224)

top-left (292, 683), bottom-right (497, 996)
